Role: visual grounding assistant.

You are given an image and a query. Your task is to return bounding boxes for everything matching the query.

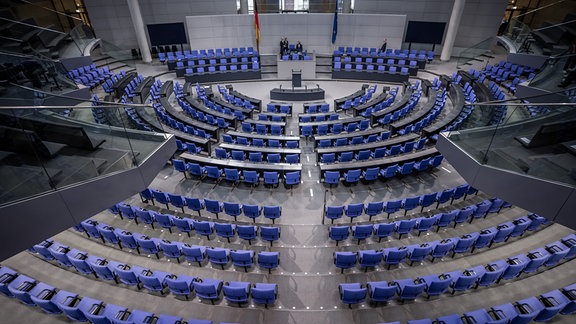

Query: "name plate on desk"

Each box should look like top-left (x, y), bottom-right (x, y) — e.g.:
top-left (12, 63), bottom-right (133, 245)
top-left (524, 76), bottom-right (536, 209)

top-left (270, 88), bottom-right (325, 101)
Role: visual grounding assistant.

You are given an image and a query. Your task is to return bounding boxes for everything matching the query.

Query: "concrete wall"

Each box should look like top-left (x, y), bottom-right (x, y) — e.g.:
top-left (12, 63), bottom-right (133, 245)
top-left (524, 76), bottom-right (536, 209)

top-left (85, 0), bottom-right (505, 57)
top-left (85, 0), bottom-right (236, 50)
top-left (186, 13), bottom-right (406, 55)
top-left (355, 0), bottom-right (508, 56)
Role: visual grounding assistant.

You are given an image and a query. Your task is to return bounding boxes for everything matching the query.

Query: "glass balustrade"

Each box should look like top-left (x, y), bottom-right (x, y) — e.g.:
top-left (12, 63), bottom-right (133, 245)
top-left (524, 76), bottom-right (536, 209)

top-left (445, 104), bottom-right (576, 187)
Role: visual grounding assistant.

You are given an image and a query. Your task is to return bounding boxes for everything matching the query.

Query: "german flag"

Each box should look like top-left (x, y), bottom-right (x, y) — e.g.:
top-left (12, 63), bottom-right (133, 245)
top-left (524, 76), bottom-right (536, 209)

top-left (254, 1), bottom-right (260, 52)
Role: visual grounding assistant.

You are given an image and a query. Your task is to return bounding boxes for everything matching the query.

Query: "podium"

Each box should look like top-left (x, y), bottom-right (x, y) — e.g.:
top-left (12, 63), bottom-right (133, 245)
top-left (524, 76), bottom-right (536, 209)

top-left (292, 69), bottom-right (301, 88)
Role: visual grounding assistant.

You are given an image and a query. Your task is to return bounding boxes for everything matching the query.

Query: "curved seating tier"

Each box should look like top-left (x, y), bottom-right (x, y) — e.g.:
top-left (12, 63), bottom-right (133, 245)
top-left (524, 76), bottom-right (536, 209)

top-left (338, 233), bottom-right (575, 306)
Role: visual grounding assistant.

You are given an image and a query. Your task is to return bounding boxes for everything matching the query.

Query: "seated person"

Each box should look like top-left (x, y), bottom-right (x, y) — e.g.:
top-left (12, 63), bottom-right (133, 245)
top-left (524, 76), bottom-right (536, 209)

top-left (295, 41), bottom-right (303, 53)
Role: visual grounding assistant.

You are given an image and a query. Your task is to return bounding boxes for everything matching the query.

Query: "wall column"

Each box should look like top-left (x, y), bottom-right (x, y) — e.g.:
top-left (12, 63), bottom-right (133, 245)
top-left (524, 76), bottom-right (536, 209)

top-left (342, 0), bottom-right (352, 13)
top-left (126, 0), bottom-right (152, 63)
top-left (440, 0), bottom-right (466, 61)
top-left (239, 0), bottom-right (249, 14)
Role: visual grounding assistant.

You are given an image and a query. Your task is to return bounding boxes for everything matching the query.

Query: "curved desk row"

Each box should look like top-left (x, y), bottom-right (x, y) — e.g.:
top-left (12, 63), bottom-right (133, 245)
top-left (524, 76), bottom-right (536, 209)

top-left (269, 87), bottom-right (325, 101)
top-left (422, 83), bottom-right (465, 139)
top-left (315, 133), bottom-right (420, 161)
top-left (180, 152), bottom-right (302, 176)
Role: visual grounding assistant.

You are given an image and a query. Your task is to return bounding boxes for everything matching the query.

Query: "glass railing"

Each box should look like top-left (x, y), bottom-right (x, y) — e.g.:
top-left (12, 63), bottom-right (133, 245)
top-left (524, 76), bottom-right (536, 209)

top-left (0, 82), bottom-right (172, 206)
top-left (68, 23), bottom-right (97, 57)
top-left (502, 18), bottom-right (533, 53)
top-left (457, 37), bottom-right (497, 68)
top-left (0, 51), bottom-right (78, 101)
top-left (445, 104), bottom-right (576, 186)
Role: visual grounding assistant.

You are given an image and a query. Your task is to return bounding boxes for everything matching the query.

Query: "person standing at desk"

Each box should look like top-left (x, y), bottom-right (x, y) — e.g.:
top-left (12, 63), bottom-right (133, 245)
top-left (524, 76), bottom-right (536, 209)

top-left (296, 41), bottom-right (303, 53)
top-left (280, 37), bottom-right (289, 55)
top-left (379, 39), bottom-right (387, 53)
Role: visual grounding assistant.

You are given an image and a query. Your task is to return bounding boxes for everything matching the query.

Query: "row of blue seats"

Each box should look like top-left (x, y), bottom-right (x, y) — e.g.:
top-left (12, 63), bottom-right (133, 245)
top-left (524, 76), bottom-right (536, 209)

top-left (325, 183), bottom-right (477, 222)
top-left (328, 200), bottom-right (518, 246)
top-left (322, 155), bottom-right (444, 185)
top-left (109, 203), bottom-right (281, 244)
top-left (160, 47), bottom-right (258, 61)
top-left (240, 122), bottom-right (284, 135)
top-left (333, 62), bottom-right (411, 74)
top-left (301, 119), bottom-right (372, 136)
top-left (219, 94), bottom-right (257, 111)
top-left (222, 134), bottom-right (299, 148)
top-left (214, 148), bottom-right (300, 164)
top-left (332, 213), bottom-right (547, 266)
top-left (153, 104), bottom-right (213, 139)
top-left (299, 113), bottom-right (339, 122)
top-left (315, 130), bottom-right (397, 147)
top-left (486, 80), bottom-right (508, 125)
top-left (337, 84), bottom-right (378, 110)
top-left (333, 47), bottom-right (433, 60)
top-left (100, 70), bottom-right (128, 94)
top-left (382, 283), bottom-right (575, 324)
top-left (340, 242), bottom-right (574, 306)
top-left (183, 63), bottom-right (259, 75)
top-left (0, 266), bottom-right (226, 324)
top-left (443, 82), bottom-right (476, 133)
top-left (334, 56), bottom-right (422, 66)
top-left (357, 88), bottom-right (399, 118)
top-left (120, 74), bottom-right (145, 99)
top-left (68, 64), bottom-right (113, 88)
top-left (176, 99), bottom-right (232, 129)
top-left (180, 162), bottom-right (301, 190)
top-left (175, 139), bottom-right (204, 154)
top-left (28, 240), bottom-right (278, 306)
top-left (265, 103), bottom-right (292, 114)
top-left (375, 90), bottom-right (422, 125)
top-left (393, 90), bottom-right (447, 136)
top-left (174, 56), bottom-right (258, 67)
top-left (319, 138), bottom-right (428, 164)
top-left (148, 78), bottom-right (165, 101)
top-left (76, 218), bottom-right (281, 266)
top-left (122, 189), bottom-right (282, 222)
top-left (304, 102), bottom-right (331, 113)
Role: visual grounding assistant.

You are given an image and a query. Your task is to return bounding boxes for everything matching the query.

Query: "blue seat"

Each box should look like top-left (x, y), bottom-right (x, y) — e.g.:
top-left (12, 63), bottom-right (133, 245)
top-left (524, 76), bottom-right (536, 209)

top-left (420, 274), bottom-right (452, 299)
top-left (364, 201), bottom-right (384, 221)
top-left (379, 164), bottom-right (398, 180)
top-left (394, 278), bottom-right (427, 302)
top-left (151, 189), bottom-right (170, 209)
top-left (184, 197), bottom-right (204, 216)
top-left (223, 281), bottom-right (251, 305)
top-left (352, 224), bottom-right (373, 244)
top-left (447, 269), bottom-right (480, 294)
top-left (326, 205), bottom-right (344, 224)
top-left (263, 171), bottom-right (279, 187)
top-left (215, 147), bottom-right (230, 159)
top-left (490, 222), bottom-right (516, 246)
top-left (324, 171), bottom-right (340, 187)
top-left (384, 199), bottom-right (402, 218)
top-left (329, 226), bottom-right (349, 246)
top-left (257, 251), bottom-right (279, 273)
top-left (204, 199), bottom-right (223, 219)
top-left (231, 150), bottom-right (245, 161)
top-left (166, 193), bottom-right (186, 213)
top-left (192, 220), bottom-right (214, 240)
top-left (243, 170), bottom-right (260, 188)
top-left (182, 244), bottom-right (206, 266)
top-left (359, 249), bottom-right (384, 271)
top-left (267, 153), bottom-right (281, 163)
top-left (284, 171), bottom-right (301, 190)
top-left (214, 222), bottom-right (236, 243)
top-left (402, 196), bottom-right (420, 216)
top-left (452, 234), bottom-right (476, 257)
top-left (237, 225), bottom-right (258, 245)
top-left (137, 269), bottom-right (170, 294)
top-left (260, 226), bottom-right (280, 246)
top-left (193, 278), bottom-right (223, 304)
top-left (367, 281), bottom-right (397, 304)
top-left (285, 154), bottom-right (299, 164)
top-left (343, 169), bottom-right (361, 186)
top-left (524, 248), bottom-right (551, 273)
top-left (158, 240), bottom-right (182, 262)
top-left (165, 274), bottom-right (196, 300)
top-left (407, 243), bottom-right (433, 265)
top-left (172, 159), bottom-right (188, 179)
top-left (345, 203), bottom-right (364, 223)
top-left (249, 152), bottom-right (262, 163)
top-left (334, 251), bottom-right (357, 273)
top-left (135, 235), bottom-right (161, 259)
top-left (430, 238), bottom-right (455, 262)
top-left (436, 209), bottom-right (459, 231)
top-left (134, 208), bottom-right (155, 228)
top-left (188, 163), bottom-right (206, 178)
top-left (230, 250), bottom-right (254, 272)
top-left (321, 153), bottom-right (336, 164)
top-left (396, 218), bottom-right (417, 239)
top-left (251, 283), bottom-right (277, 308)
top-left (205, 166), bottom-right (223, 183)
top-left (436, 188), bottom-right (456, 208)
top-left (223, 201), bottom-right (242, 221)
top-left (243, 204), bottom-right (262, 222)
top-left (338, 151), bottom-right (353, 162)
top-left (383, 246), bottom-right (408, 269)
top-left (362, 167), bottom-right (380, 183)
top-left (339, 283), bottom-right (367, 308)
top-left (419, 192), bottom-right (437, 212)
top-left (263, 205), bottom-right (281, 223)
top-left (355, 150), bottom-right (371, 161)
top-left (206, 247), bottom-right (230, 269)
top-left (374, 222), bottom-right (395, 242)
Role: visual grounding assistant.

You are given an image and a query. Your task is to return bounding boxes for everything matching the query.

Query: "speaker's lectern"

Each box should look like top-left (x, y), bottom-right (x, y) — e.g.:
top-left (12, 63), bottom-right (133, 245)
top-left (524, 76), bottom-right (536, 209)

top-left (292, 69), bottom-right (301, 88)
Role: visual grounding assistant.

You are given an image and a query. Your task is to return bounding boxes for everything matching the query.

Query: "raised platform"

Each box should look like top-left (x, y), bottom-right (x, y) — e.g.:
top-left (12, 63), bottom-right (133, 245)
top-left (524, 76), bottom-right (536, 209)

top-left (270, 87), bottom-right (325, 101)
